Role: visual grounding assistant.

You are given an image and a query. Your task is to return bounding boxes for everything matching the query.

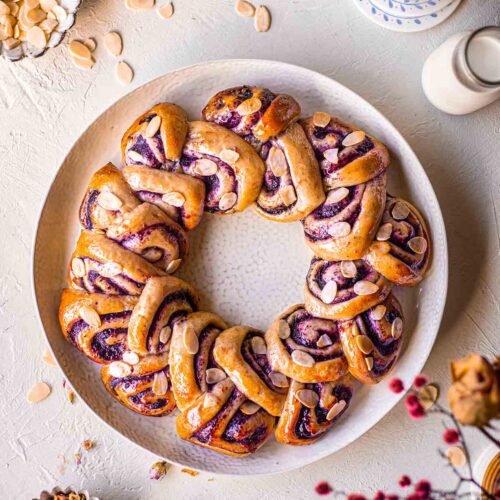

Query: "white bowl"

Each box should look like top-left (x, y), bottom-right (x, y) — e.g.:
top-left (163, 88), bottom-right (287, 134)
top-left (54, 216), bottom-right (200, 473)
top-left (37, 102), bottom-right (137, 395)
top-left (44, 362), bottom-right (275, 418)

top-left (32, 59), bottom-right (448, 475)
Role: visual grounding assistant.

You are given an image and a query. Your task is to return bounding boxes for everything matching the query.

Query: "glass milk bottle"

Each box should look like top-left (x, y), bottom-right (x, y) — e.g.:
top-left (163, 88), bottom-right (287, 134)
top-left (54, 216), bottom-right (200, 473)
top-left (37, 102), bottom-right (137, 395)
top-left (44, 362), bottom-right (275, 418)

top-left (422, 26), bottom-right (500, 115)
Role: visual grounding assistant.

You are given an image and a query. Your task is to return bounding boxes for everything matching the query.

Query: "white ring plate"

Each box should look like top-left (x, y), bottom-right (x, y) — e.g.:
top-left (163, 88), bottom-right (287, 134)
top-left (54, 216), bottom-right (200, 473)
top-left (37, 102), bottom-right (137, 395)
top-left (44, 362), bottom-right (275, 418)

top-left (32, 59), bottom-right (448, 476)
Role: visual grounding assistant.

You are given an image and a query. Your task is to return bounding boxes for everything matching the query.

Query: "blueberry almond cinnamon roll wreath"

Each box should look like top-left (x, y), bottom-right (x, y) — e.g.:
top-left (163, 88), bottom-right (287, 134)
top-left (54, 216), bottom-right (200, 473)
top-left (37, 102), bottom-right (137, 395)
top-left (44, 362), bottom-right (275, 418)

top-left (178, 121), bottom-right (265, 214)
top-left (301, 112), bottom-right (390, 189)
top-left (122, 166), bottom-right (205, 231)
top-left (304, 257), bottom-right (392, 320)
top-left (275, 375), bottom-right (354, 446)
top-left (265, 305), bottom-right (348, 384)
top-left (213, 326), bottom-right (288, 416)
top-left (169, 311), bottom-right (229, 411)
top-left (202, 85), bottom-right (301, 148)
top-left (302, 173), bottom-right (387, 261)
top-left (338, 293), bottom-right (404, 384)
top-left (364, 195), bottom-right (431, 286)
top-left (68, 230), bottom-right (163, 295)
top-left (121, 103), bottom-right (189, 169)
top-left (255, 122), bottom-right (325, 222)
top-left (59, 288), bottom-right (138, 364)
top-left (176, 377), bottom-right (275, 457)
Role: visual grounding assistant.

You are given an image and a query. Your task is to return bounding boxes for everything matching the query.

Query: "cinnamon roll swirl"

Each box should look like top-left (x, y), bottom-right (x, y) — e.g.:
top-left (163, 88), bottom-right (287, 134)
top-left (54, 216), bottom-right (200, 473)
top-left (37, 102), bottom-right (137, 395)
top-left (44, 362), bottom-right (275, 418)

top-left (178, 121), bottom-right (265, 214)
top-left (301, 113), bottom-right (389, 189)
top-left (266, 305), bottom-right (348, 384)
top-left (121, 103), bottom-right (188, 169)
top-left (339, 294), bottom-right (404, 384)
top-left (364, 196), bottom-right (431, 286)
top-left (127, 276), bottom-right (199, 356)
top-left (68, 230), bottom-right (163, 295)
top-left (176, 378), bottom-right (275, 457)
top-left (213, 326), bottom-right (288, 416)
top-left (169, 311), bottom-right (228, 411)
top-left (101, 351), bottom-right (176, 416)
top-left (254, 123), bottom-right (325, 222)
top-left (275, 375), bottom-right (354, 446)
top-left (106, 203), bottom-right (188, 273)
top-left (302, 174), bottom-right (387, 261)
top-left (304, 258), bottom-right (392, 320)
top-left (122, 166), bottom-right (205, 231)
top-left (202, 85), bottom-right (301, 148)
top-left (59, 289), bottom-right (138, 364)
top-left (79, 163), bottom-right (140, 230)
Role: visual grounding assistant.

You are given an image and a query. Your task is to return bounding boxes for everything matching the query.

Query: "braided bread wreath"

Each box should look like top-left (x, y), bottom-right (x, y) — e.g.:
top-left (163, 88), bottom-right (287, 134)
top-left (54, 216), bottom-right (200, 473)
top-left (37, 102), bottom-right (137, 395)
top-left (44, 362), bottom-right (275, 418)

top-left (59, 86), bottom-right (432, 458)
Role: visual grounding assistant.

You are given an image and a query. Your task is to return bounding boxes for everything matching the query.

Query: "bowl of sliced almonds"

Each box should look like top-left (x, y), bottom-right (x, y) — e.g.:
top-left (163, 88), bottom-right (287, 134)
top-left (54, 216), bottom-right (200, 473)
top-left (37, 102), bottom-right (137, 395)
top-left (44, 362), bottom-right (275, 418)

top-left (0, 0), bottom-right (81, 61)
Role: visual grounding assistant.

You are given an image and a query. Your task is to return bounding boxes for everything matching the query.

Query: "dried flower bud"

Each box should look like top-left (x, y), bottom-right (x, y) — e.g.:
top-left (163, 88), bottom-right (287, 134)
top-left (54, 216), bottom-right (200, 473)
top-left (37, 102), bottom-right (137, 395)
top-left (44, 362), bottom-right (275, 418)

top-left (149, 460), bottom-right (170, 480)
top-left (448, 353), bottom-right (500, 427)
top-left (82, 440), bottom-right (94, 451)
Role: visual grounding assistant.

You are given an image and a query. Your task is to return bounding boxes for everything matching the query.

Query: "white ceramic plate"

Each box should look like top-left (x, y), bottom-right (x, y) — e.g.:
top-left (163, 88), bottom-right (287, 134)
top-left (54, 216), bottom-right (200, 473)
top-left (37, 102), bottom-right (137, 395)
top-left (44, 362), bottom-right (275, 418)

top-left (32, 59), bottom-right (448, 475)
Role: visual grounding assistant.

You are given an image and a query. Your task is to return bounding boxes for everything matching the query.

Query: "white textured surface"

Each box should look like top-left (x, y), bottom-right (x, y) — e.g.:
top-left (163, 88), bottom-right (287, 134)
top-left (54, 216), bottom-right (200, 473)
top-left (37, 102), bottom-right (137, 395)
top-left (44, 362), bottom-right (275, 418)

top-left (1, 0), bottom-right (499, 498)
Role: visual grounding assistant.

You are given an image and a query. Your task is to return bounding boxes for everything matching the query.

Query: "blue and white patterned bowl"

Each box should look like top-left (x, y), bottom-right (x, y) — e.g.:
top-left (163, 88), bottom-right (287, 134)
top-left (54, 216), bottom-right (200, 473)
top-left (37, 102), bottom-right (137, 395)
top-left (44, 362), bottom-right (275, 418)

top-left (371, 0), bottom-right (452, 18)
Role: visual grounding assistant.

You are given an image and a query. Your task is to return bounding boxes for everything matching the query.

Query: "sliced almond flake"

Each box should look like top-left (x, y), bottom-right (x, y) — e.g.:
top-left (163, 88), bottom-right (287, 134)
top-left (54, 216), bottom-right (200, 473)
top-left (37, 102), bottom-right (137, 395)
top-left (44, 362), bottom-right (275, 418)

top-left (251, 336), bottom-right (267, 355)
top-left (3, 37), bottom-right (20, 49)
top-left (340, 260), bottom-right (357, 278)
top-left (376, 222), bottom-right (393, 241)
top-left (320, 280), bottom-right (337, 304)
top-left (203, 392), bottom-right (219, 409)
top-left (329, 221), bottom-right (351, 238)
top-left (8, 2), bottom-right (20, 16)
top-left (326, 188), bottom-right (349, 206)
top-left (152, 371), bottom-right (168, 395)
top-left (254, 5), bottom-right (271, 32)
top-left (104, 31), bottom-right (123, 57)
top-left (236, 96), bottom-right (262, 116)
top-left (162, 191), bottom-right (185, 207)
top-left (205, 368), bottom-right (227, 385)
top-left (371, 304), bottom-right (386, 321)
top-left (71, 257), bottom-right (86, 278)
top-left (408, 236), bottom-right (427, 255)
top-left (447, 446), bottom-right (466, 467)
top-left (51, 4), bottom-right (67, 22)
top-left (356, 335), bottom-right (374, 355)
top-left (25, 0), bottom-right (40, 9)
top-left (115, 61), bottom-right (134, 85)
top-left (235, 0), bottom-right (255, 17)
top-left (365, 356), bottom-right (374, 371)
top-left (295, 388), bottom-right (319, 408)
top-left (159, 325), bottom-right (171, 344)
top-left (280, 185), bottom-right (297, 206)
top-left (128, 150), bottom-right (146, 163)
top-left (142, 248), bottom-right (163, 262)
top-left (41, 349), bottom-right (57, 367)
top-left (27, 8), bottom-right (46, 24)
top-left (291, 350), bottom-right (315, 367)
top-left (317, 333), bottom-right (333, 348)
top-left (219, 192), bottom-right (237, 212)
top-left (157, 1), bottom-right (173, 18)
top-left (27, 382), bottom-right (51, 403)
top-left (418, 383), bottom-right (439, 409)
top-left (145, 114), bottom-right (161, 138)
top-left (39, 18), bottom-right (58, 34)
top-left (83, 37), bottom-right (96, 51)
top-left (183, 326), bottom-right (199, 354)
top-left (326, 400), bottom-right (346, 421)
top-left (269, 371), bottom-right (288, 388)
top-left (109, 361), bottom-right (132, 378)
top-left (122, 351), bottom-right (140, 365)
top-left (240, 401), bottom-right (260, 415)
top-left (79, 305), bottom-right (101, 328)
top-left (166, 258), bottom-right (182, 274)
top-left (342, 130), bottom-right (365, 147)
top-left (219, 148), bottom-right (239, 164)
top-left (392, 201), bottom-right (410, 220)
top-left (130, 0), bottom-right (155, 8)
top-left (40, 0), bottom-right (56, 12)
top-left (312, 111), bottom-right (330, 128)
top-left (353, 280), bottom-right (379, 296)
top-left (268, 146), bottom-right (287, 177)
top-left (100, 261), bottom-right (122, 278)
top-left (97, 190), bottom-right (122, 211)
top-left (0, 1), bottom-right (9, 16)
top-left (26, 25), bottom-right (46, 48)
top-left (323, 148), bottom-right (339, 164)
top-left (70, 54), bottom-right (95, 70)
top-left (391, 317), bottom-right (403, 339)
top-left (277, 320), bottom-right (290, 339)
top-left (194, 158), bottom-right (218, 176)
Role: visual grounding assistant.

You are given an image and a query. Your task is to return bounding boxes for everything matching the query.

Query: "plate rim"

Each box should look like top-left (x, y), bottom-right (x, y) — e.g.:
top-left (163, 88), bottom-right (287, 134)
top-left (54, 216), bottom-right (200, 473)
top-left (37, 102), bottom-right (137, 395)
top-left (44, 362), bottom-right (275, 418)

top-left (31, 58), bottom-right (449, 476)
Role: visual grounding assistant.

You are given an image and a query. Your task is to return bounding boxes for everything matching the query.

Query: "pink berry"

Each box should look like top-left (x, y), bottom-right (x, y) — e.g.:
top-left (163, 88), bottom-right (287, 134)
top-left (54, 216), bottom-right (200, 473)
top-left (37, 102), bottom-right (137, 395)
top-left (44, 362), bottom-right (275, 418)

top-left (413, 374), bottom-right (428, 389)
top-left (442, 428), bottom-right (460, 445)
top-left (399, 475), bottom-right (411, 488)
top-left (315, 481), bottom-right (332, 496)
top-left (389, 378), bottom-right (404, 394)
top-left (405, 394), bottom-right (420, 410)
top-left (409, 405), bottom-right (426, 420)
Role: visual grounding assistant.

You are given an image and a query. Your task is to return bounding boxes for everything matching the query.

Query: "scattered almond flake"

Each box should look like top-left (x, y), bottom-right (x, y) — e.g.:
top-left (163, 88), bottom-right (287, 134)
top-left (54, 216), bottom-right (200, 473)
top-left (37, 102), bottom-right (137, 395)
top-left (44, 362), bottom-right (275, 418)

top-left (41, 348), bottom-right (57, 367)
top-left (329, 221), bottom-right (351, 238)
top-left (3, 37), bottom-right (20, 49)
top-left (166, 258), bottom-right (182, 274)
top-left (0, 1), bottom-right (9, 16)
top-left (79, 305), bottom-right (102, 328)
top-left (356, 335), bottom-right (374, 355)
top-left (254, 4), bottom-right (271, 32)
top-left (365, 356), bottom-right (374, 371)
top-left (25, 0), bottom-right (40, 9)
top-left (116, 61), bottom-right (134, 85)
top-left (236, 96), bottom-right (262, 116)
top-left (408, 236), bottom-right (427, 254)
top-left (277, 319), bottom-right (290, 339)
top-left (376, 222), bottom-right (393, 241)
top-left (269, 371), bottom-right (288, 388)
top-left (40, 0), bottom-right (56, 11)
top-left (71, 257), bottom-right (86, 278)
top-left (145, 115), bottom-right (161, 138)
top-left (194, 158), bottom-right (218, 176)
top-left (75, 452), bottom-right (82, 466)
top-left (391, 201), bottom-right (410, 220)
top-left (353, 280), bottom-right (379, 296)
top-left (280, 185), bottom-right (297, 206)
top-left (108, 361), bottom-right (132, 378)
top-left (183, 325), bottom-right (199, 354)
top-left (97, 190), bottom-right (122, 211)
top-left (418, 383), bottom-right (439, 409)
top-left (51, 4), bottom-right (67, 23)
top-left (371, 304), bottom-right (386, 321)
top-left (203, 392), bottom-right (219, 409)
top-left (326, 187), bottom-right (349, 204)
top-left (149, 460), bottom-right (170, 480)
top-left (143, 247), bottom-right (163, 262)
top-left (312, 111), bottom-right (330, 128)
top-left (27, 8), bottom-right (46, 24)
top-left (326, 400), bottom-right (346, 421)
top-left (83, 37), bottom-right (96, 51)
top-left (130, 0), bottom-right (155, 9)
top-left (181, 468), bottom-right (199, 477)
top-left (205, 368), bottom-right (226, 385)
top-left (159, 325), bottom-right (172, 344)
top-left (162, 191), bottom-right (185, 207)
top-left (291, 350), bottom-right (315, 367)
top-left (70, 54), bottom-right (95, 71)
top-left (82, 440), bottom-right (94, 451)
top-left (268, 146), bottom-right (288, 177)
top-left (391, 317), bottom-right (403, 339)
top-left (104, 31), bottom-right (122, 57)
top-left (128, 150), bottom-right (146, 163)
top-left (26, 25), bottom-right (46, 48)
top-left (157, 1), bottom-right (173, 18)
top-left (295, 388), bottom-right (319, 408)
top-left (342, 130), bottom-right (365, 147)
top-left (320, 280), bottom-right (337, 304)
top-left (235, 0), bottom-right (255, 17)
top-left (39, 18), bottom-right (58, 34)
top-left (219, 148), bottom-right (239, 164)
top-left (251, 336), bottom-right (267, 355)
top-left (69, 40), bottom-right (91, 60)
top-left (340, 260), bottom-right (357, 278)
top-left (219, 192), bottom-right (238, 212)
top-left (240, 401), bottom-right (260, 415)
top-left (100, 261), bottom-right (122, 278)
top-left (323, 148), bottom-right (339, 164)
top-left (447, 446), bottom-right (467, 467)
top-left (122, 350), bottom-right (140, 365)
top-left (152, 371), bottom-right (168, 395)
top-left (317, 333), bottom-right (332, 348)
top-left (27, 382), bottom-right (51, 403)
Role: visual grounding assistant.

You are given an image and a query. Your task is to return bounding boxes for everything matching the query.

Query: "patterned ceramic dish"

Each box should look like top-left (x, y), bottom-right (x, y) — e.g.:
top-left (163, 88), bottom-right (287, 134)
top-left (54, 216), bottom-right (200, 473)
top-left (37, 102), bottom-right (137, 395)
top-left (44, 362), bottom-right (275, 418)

top-left (370, 0), bottom-right (453, 17)
top-left (32, 59), bottom-right (448, 475)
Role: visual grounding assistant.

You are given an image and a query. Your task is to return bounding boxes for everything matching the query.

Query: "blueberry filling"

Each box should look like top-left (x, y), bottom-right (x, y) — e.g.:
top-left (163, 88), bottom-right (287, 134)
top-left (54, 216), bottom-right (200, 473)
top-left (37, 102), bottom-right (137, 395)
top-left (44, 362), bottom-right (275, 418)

top-left (90, 327), bottom-right (127, 361)
top-left (79, 189), bottom-right (99, 229)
